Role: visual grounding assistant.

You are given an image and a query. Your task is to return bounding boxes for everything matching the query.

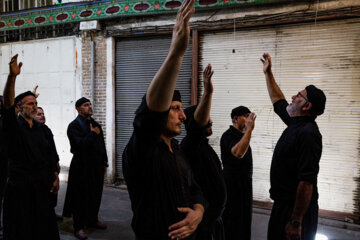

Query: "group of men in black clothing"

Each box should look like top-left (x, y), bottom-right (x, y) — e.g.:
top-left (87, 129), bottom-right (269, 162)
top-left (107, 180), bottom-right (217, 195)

top-left (123, 0), bottom-right (326, 240)
top-left (0, 55), bottom-right (108, 240)
top-left (0, 0), bottom-right (326, 239)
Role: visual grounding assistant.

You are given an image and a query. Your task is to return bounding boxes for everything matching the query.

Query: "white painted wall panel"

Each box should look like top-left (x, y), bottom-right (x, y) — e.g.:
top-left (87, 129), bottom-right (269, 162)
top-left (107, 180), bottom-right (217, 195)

top-left (0, 36), bottom-right (81, 168)
top-left (200, 18), bottom-right (360, 214)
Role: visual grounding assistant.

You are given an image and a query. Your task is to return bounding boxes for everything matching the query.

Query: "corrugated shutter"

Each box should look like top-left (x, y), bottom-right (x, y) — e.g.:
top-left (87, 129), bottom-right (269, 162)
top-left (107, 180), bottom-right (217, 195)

top-left (199, 18), bottom-right (360, 214)
top-left (115, 35), bottom-right (192, 179)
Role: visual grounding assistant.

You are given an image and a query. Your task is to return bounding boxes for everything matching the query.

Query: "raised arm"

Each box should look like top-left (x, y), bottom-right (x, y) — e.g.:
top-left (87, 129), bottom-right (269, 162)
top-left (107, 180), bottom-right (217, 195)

top-left (260, 53), bottom-right (285, 104)
top-left (3, 54), bottom-right (22, 109)
top-left (194, 64), bottom-right (214, 126)
top-left (231, 113), bottom-right (256, 158)
top-left (146, 0), bottom-right (195, 112)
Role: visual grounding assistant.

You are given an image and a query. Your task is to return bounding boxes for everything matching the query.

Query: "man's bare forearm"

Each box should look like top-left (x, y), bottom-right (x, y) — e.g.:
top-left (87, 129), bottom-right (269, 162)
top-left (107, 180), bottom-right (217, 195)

top-left (194, 64), bottom-right (214, 126)
top-left (3, 74), bottom-right (16, 109)
top-left (265, 69), bottom-right (285, 104)
top-left (146, 0), bottom-right (194, 112)
top-left (231, 129), bottom-right (252, 159)
top-left (291, 181), bottom-right (313, 223)
top-left (194, 92), bottom-right (212, 127)
top-left (146, 53), bottom-right (185, 112)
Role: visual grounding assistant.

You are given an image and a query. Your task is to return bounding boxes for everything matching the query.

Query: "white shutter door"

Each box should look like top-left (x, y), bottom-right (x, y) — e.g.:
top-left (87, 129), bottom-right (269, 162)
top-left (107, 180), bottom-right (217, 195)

top-left (200, 18), bottom-right (360, 215)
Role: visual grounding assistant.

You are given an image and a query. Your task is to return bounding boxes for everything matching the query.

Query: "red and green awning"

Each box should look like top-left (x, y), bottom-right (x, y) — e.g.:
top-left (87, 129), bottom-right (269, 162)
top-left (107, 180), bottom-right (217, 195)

top-left (0, 0), bottom-right (288, 31)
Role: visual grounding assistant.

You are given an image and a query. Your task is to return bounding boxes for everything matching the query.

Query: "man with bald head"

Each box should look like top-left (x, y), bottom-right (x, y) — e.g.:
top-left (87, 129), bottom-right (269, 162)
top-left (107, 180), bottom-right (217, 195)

top-left (261, 53), bottom-right (326, 240)
top-left (2, 54), bottom-right (59, 240)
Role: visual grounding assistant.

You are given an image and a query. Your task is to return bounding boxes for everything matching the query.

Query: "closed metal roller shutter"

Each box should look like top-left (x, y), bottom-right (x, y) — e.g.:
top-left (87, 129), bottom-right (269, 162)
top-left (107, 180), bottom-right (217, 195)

top-left (199, 18), bottom-right (360, 215)
top-left (115, 35), bottom-right (192, 179)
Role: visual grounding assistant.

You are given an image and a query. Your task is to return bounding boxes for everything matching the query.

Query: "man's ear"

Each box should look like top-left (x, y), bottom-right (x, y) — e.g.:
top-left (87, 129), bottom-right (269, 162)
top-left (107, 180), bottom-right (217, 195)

top-left (302, 102), bottom-right (312, 112)
top-left (15, 102), bottom-right (22, 112)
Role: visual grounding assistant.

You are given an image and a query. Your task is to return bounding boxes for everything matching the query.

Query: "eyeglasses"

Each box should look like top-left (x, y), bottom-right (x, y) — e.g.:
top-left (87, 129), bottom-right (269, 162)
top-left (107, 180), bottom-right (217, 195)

top-left (296, 92), bottom-right (308, 103)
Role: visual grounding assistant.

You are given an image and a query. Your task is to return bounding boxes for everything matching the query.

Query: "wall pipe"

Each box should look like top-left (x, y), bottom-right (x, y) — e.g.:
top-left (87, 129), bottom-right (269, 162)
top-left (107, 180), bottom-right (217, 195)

top-left (90, 33), bottom-right (95, 109)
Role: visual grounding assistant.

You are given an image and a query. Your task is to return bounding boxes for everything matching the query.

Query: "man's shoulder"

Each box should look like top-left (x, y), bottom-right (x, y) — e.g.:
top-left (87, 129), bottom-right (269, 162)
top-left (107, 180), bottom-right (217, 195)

top-left (68, 118), bottom-right (78, 127)
top-left (221, 126), bottom-right (240, 139)
top-left (221, 126), bottom-right (232, 135)
top-left (39, 122), bottom-right (51, 131)
top-left (298, 121), bottom-right (321, 140)
top-left (67, 117), bottom-right (82, 131)
top-left (220, 127), bottom-right (231, 141)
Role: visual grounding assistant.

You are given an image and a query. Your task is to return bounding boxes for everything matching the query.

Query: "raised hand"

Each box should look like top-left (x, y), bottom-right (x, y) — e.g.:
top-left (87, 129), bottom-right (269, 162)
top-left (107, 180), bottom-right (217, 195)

top-left (171, 0), bottom-right (195, 54)
top-left (260, 52), bottom-right (272, 74)
top-left (245, 112), bottom-right (256, 132)
top-left (32, 85), bottom-right (40, 98)
top-left (9, 54), bottom-right (23, 77)
top-left (203, 64), bottom-right (214, 94)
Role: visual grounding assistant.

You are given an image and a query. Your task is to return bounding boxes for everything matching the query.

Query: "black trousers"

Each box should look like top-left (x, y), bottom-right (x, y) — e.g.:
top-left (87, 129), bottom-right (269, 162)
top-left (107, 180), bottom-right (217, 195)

top-left (222, 172), bottom-right (252, 240)
top-left (3, 177), bottom-right (59, 240)
top-left (267, 200), bottom-right (318, 240)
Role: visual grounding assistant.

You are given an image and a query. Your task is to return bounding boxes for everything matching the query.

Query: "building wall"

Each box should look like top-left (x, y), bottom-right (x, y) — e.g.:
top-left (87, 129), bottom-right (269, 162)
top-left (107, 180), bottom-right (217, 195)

top-left (100, 0), bottom-right (360, 218)
top-left (0, 36), bottom-right (82, 171)
top-left (80, 31), bottom-right (114, 183)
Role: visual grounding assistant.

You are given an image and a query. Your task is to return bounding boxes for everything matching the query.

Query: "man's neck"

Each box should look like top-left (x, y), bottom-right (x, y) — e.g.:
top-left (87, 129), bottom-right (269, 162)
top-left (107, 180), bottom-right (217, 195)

top-left (79, 113), bottom-right (91, 120)
top-left (21, 113), bottom-right (34, 128)
top-left (160, 134), bottom-right (173, 153)
top-left (232, 123), bottom-right (245, 133)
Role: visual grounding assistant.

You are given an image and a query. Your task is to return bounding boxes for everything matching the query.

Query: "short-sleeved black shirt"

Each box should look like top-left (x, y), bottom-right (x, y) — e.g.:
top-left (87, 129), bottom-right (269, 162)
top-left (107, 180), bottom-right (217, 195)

top-left (123, 98), bottom-right (206, 240)
top-left (270, 99), bottom-right (322, 203)
top-left (220, 125), bottom-right (253, 177)
top-left (181, 106), bottom-right (226, 224)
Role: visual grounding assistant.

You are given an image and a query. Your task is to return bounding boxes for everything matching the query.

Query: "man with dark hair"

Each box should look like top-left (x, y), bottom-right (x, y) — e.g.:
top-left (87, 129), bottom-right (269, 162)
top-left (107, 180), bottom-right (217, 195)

top-left (261, 53), bottom-right (326, 240)
top-left (2, 54), bottom-right (59, 240)
top-left (122, 0), bottom-right (207, 239)
top-left (181, 64), bottom-right (227, 240)
top-left (63, 97), bottom-right (108, 240)
top-left (220, 105), bottom-right (256, 240)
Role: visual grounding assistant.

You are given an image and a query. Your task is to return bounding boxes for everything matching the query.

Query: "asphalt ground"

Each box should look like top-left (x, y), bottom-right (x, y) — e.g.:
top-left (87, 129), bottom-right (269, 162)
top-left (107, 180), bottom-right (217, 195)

top-left (54, 181), bottom-right (360, 240)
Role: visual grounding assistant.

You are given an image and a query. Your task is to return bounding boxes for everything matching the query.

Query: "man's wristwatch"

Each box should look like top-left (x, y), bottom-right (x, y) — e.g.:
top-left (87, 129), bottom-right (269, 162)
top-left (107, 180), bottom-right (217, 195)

top-left (289, 219), bottom-right (301, 228)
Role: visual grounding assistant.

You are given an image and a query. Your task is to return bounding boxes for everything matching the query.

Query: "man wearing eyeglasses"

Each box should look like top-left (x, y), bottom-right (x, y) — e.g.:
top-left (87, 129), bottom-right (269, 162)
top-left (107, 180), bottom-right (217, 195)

top-left (261, 53), bottom-right (326, 240)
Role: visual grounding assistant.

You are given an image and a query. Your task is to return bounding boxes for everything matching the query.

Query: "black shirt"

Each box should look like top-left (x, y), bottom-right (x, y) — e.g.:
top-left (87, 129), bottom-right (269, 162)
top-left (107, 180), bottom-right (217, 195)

top-left (67, 115), bottom-right (108, 168)
top-left (270, 99), bottom-right (322, 203)
top-left (220, 125), bottom-right (253, 177)
top-left (181, 107), bottom-right (226, 224)
top-left (3, 106), bottom-right (57, 180)
top-left (123, 98), bottom-right (206, 240)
